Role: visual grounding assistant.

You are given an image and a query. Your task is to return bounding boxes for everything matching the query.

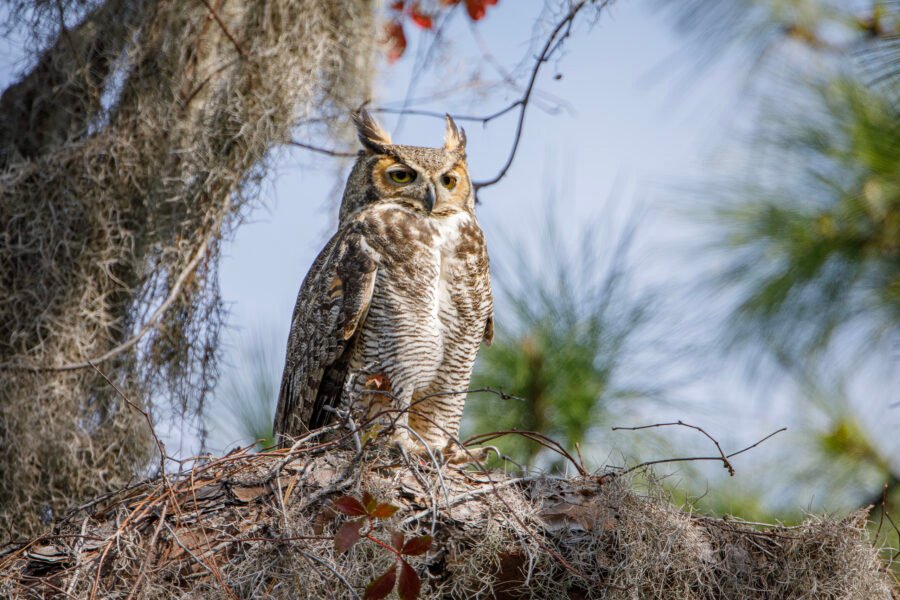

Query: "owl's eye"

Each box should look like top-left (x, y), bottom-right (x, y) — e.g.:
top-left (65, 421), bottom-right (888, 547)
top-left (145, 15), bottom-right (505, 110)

top-left (441, 174), bottom-right (457, 190)
top-left (388, 169), bottom-right (416, 184)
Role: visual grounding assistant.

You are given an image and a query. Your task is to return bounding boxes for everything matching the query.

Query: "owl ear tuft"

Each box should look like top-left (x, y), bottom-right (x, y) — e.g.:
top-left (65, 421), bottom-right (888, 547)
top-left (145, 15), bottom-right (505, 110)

top-left (352, 110), bottom-right (392, 153)
top-left (443, 114), bottom-right (466, 154)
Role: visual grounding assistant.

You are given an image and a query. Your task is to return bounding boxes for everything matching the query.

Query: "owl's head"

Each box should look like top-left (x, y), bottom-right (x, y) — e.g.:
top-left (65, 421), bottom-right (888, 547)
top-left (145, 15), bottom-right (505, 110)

top-left (339, 110), bottom-right (472, 221)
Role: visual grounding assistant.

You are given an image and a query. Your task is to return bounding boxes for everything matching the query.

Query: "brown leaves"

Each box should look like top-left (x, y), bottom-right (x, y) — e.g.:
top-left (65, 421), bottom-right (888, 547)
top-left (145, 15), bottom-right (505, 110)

top-left (398, 561), bottom-right (421, 600)
top-left (331, 494), bottom-right (432, 599)
top-left (371, 502), bottom-right (400, 518)
top-left (383, 21), bottom-right (407, 64)
top-left (441, 0), bottom-right (499, 21)
top-left (401, 535), bottom-right (432, 556)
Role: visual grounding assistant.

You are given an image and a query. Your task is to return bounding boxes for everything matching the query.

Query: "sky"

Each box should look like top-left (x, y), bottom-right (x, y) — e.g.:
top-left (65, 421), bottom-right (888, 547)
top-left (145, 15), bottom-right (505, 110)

top-left (1, 1), bottom-right (894, 512)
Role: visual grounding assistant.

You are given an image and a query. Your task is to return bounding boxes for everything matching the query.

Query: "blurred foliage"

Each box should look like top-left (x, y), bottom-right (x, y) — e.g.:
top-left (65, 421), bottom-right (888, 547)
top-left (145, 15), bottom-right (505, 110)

top-left (206, 331), bottom-right (279, 453)
top-left (658, 0), bottom-right (900, 564)
top-left (712, 78), bottom-right (899, 362)
top-left (463, 212), bottom-right (657, 470)
top-left (656, 0), bottom-right (900, 70)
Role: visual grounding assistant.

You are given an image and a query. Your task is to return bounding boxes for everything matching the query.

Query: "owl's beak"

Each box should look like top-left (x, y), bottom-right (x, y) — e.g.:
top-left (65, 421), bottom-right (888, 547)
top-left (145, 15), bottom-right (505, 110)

top-left (423, 183), bottom-right (436, 213)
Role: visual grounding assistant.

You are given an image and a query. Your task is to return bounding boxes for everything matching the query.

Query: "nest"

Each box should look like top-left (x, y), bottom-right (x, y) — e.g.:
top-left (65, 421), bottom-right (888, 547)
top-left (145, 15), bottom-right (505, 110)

top-left (1, 431), bottom-right (896, 599)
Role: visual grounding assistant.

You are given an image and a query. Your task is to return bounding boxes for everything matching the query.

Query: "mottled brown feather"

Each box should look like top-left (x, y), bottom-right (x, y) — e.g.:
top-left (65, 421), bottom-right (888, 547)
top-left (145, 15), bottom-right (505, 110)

top-left (274, 224), bottom-right (377, 439)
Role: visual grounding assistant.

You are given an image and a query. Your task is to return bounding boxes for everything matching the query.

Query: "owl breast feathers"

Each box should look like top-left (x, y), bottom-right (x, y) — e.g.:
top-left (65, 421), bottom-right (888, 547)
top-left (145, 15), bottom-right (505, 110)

top-left (274, 111), bottom-right (494, 456)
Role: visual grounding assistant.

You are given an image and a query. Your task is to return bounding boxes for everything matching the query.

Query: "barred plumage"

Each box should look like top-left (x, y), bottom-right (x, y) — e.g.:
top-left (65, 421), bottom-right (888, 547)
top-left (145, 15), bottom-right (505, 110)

top-left (274, 111), bottom-right (493, 455)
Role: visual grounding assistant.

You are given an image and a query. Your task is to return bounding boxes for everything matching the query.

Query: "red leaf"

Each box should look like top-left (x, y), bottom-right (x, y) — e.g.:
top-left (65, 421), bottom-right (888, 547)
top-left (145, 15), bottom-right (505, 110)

top-left (464, 0), bottom-right (497, 20)
top-left (409, 4), bottom-right (433, 29)
top-left (390, 1), bottom-right (405, 10)
top-left (440, 0), bottom-right (461, 5)
top-left (383, 21), bottom-right (407, 63)
top-left (364, 565), bottom-right (397, 600)
top-left (398, 560), bottom-right (421, 600)
top-left (371, 503), bottom-right (399, 519)
top-left (333, 496), bottom-right (367, 517)
top-left (391, 530), bottom-right (405, 551)
top-left (334, 520), bottom-right (363, 553)
top-left (362, 491), bottom-right (378, 512)
top-left (465, 0), bottom-right (486, 20)
top-left (401, 535), bottom-right (432, 556)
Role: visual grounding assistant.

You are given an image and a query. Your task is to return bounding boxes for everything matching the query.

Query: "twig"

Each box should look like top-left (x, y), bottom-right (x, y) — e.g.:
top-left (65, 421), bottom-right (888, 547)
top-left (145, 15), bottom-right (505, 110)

top-left (295, 546), bottom-right (361, 600)
top-left (473, 0), bottom-right (606, 192)
top-left (125, 504), bottom-right (167, 600)
top-left (400, 477), bottom-right (529, 526)
top-left (614, 427), bottom-right (788, 477)
top-left (63, 516), bottom-right (92, 597)
top-left (875, 482), bottom-right (889, 541)
top-left (286, 139), bottom-right (357, 158)
top-left (371, 105), bottom-right (520, 124)
top-left (464, 429), bottom-right (586, 476)
top-left (164, 521), bottom-right (239, 600)
top-left (612, 421), bottom-right (736, 476)
top-left (393, 407), bottom-right (602, 587)
top-left (88, 362), bottom-right (169, 483)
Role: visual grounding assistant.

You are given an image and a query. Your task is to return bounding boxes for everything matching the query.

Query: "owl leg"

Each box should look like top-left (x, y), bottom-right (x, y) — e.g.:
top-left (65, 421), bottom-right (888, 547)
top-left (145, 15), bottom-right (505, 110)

top-left (369, 376), bottom-right (422, 454)
top-left (408, 386), bottom-right (466, 451)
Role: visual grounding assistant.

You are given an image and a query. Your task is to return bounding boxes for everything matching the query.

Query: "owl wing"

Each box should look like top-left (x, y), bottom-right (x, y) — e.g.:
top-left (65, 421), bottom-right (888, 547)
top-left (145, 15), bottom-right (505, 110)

top-left (274, 226), bottom-right (377, 441)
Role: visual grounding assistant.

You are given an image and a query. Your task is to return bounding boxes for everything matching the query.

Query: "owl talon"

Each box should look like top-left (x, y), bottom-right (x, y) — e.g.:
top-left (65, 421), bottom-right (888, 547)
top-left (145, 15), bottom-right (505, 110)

top-left (392, 439), bottom-right (411, 465)
top-left (444, 445), bottom-right (499, 466)
top-left (388, 431), bottom-right (424, 464)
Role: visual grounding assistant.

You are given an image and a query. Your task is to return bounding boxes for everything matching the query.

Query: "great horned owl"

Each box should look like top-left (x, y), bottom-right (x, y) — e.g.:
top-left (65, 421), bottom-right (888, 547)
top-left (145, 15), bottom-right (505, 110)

top-left (274, 111), bottom-right (494, 457)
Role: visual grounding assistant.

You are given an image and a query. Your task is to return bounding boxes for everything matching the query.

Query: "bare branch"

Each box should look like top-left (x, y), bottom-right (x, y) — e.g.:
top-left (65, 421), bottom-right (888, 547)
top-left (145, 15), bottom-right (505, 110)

top-left (196, 0), bottom-right (247, 60)
top-left (613, 426), bottom-right (787, 477)
top-left (88, 361), bottom-right (169, 480)
top-left (473, 0), bottom-right (608, 193)
top-left (285, 139), bottom-right (357, 158)
top-left (612, 421), bottom-right (736, 476)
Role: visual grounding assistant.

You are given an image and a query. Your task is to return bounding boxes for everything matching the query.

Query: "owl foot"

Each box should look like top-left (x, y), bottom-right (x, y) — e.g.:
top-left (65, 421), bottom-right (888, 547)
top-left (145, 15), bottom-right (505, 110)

top-left (387, 430), bottom-right (426, 464)
top-left (442, 445), bottom-right (500, 466)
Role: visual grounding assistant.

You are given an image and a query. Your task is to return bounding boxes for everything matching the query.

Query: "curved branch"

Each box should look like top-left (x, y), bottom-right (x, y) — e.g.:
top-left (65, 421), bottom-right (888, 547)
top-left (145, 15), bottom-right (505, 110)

top-left (473, 0), bottom-right (605, 193)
